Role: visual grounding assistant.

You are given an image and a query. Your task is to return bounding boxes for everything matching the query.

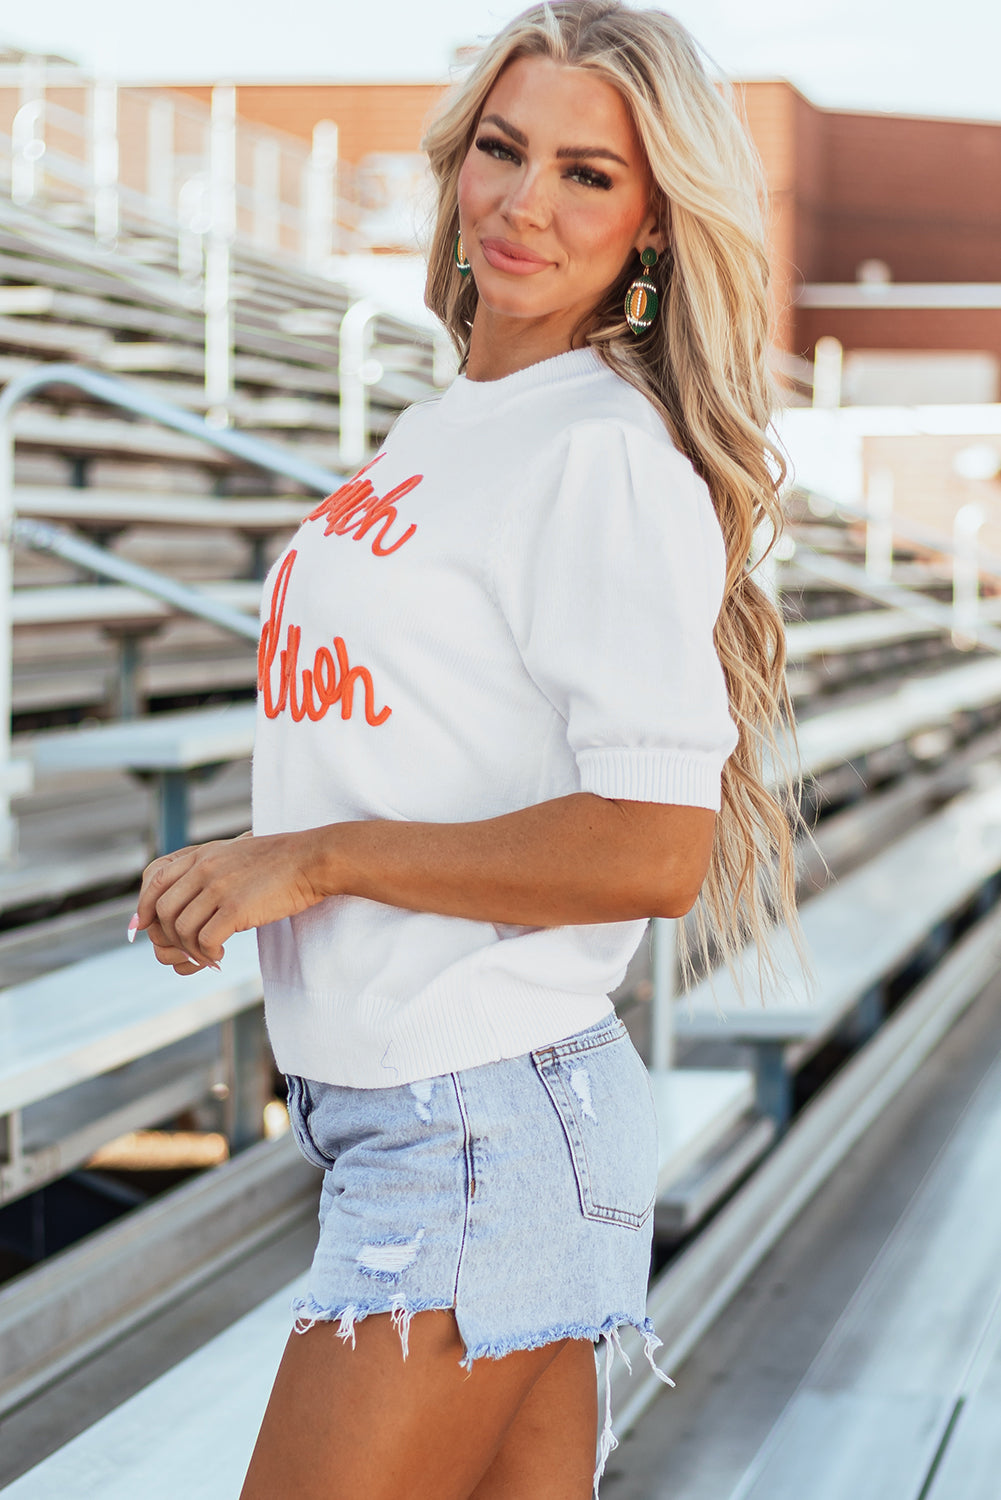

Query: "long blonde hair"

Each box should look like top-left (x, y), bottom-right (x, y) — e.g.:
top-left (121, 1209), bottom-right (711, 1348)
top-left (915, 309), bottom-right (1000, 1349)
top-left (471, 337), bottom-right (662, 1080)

top-left (422, 1), bottom-right (803, 989)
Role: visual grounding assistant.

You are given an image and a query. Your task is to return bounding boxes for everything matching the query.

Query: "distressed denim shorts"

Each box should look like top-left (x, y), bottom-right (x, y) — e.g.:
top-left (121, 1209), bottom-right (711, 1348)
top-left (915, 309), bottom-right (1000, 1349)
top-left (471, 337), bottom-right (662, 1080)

top-left (284, 1010), bottom-right (673, 1489)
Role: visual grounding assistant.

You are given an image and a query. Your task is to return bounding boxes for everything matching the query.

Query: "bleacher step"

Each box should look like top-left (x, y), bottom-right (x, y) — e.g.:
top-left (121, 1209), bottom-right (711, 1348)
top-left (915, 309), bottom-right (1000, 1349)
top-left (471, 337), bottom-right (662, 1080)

top-left (0, 1132), bottom-right (319, 1422)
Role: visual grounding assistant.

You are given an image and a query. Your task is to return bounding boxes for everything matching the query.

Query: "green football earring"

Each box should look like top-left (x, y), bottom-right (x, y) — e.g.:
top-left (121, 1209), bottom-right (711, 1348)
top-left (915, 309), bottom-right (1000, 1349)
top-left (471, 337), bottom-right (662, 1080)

top-left (454, 230), bottom-right (472, 277)
top-left (624, 247), bottom-right (660, 333)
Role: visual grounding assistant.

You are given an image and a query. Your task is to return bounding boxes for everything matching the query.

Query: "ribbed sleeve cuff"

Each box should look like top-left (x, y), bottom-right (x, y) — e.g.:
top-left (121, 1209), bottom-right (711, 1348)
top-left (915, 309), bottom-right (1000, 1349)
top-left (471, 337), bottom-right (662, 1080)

top-left (577, 746), bottom-right (724, 810)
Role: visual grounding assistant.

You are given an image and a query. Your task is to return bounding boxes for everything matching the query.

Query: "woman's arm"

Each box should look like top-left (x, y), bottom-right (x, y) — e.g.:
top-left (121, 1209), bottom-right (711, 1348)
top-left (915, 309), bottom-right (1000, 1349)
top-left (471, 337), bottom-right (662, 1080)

top-left (136, 794), bottom-right (715, 973)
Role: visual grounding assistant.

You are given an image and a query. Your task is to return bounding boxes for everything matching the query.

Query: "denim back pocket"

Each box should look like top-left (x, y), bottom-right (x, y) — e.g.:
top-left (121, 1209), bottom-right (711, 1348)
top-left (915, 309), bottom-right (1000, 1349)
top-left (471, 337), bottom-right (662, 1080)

top-left (284, 1074), bottom-right (336, 1170)
top-left (532, 1020), bottom-right (658, 1230)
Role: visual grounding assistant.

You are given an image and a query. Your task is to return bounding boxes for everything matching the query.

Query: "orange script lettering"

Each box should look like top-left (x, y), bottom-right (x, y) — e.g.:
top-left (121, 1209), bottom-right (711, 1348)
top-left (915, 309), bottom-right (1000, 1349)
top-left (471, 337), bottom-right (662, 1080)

top-left (257, 551), bottom-right (391, 726)
top-left (306, 455), bottom-right (421, 556)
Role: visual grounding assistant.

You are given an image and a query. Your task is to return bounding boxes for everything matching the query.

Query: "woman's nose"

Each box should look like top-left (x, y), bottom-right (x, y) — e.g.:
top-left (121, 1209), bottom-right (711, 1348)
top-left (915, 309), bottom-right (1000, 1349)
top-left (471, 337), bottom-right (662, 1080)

top-left (502, 167), bottom-right (551, 228)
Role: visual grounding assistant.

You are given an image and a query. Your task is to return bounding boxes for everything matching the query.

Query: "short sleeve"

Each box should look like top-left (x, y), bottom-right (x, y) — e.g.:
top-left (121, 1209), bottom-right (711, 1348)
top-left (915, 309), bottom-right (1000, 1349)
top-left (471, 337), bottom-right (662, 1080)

top-left (492, 420), bottom-right (739, 811)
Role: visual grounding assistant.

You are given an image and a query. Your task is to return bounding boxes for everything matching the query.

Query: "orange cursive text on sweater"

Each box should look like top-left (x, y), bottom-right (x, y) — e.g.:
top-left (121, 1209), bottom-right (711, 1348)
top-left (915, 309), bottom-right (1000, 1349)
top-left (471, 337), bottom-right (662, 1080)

top-left (257, 551), bottom-right (391, 726)
top-left (306, 455), bottom-right (421, 556)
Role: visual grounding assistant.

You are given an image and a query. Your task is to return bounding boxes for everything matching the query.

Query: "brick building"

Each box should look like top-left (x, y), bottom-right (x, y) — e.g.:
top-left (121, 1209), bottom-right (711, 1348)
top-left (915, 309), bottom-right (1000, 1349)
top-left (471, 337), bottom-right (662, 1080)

top-left (165, 77), bottom-right (1001, 399)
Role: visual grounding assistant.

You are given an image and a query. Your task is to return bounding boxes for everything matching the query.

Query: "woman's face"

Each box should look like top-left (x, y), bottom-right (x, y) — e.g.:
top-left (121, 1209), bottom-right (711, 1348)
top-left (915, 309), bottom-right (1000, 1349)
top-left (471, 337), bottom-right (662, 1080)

top-left (457, 55), bottom-right (662, 339)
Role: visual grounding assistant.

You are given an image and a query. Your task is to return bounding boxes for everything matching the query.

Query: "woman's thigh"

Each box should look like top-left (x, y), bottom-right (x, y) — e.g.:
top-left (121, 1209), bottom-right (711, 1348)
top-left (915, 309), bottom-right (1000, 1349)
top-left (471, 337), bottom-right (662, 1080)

top-left (239, 1309), bottom-right (585, 1500)
top-left (469, 1336), bottom-right (598, 1500)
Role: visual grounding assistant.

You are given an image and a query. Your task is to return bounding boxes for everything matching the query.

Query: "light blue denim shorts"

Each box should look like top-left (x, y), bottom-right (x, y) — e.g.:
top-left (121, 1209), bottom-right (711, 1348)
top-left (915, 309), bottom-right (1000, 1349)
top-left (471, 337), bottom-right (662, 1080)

top-left (284, 1010), bottom-right (673, 1487)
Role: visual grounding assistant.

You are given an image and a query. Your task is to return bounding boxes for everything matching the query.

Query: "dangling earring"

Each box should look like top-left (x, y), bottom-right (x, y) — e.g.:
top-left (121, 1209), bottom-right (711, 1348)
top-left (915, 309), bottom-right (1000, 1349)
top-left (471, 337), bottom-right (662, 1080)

top-left (624, 247), bottom-right (659, 333)
top-left (454, 230), bottom-right (471, 277)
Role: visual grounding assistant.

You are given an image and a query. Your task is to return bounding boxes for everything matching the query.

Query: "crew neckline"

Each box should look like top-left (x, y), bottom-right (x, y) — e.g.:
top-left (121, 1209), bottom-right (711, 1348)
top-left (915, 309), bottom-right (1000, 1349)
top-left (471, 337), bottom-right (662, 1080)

top-left (438, 346), bottom-right (606, 421)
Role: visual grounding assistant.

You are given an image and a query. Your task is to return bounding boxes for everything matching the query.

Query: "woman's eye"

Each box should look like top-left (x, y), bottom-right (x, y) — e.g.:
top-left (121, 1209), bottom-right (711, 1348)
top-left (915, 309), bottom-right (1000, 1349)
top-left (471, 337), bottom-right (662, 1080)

top-left (475, 136), bottom-right (520, 164)
top-left (567, 164), bottom-right (614, 191)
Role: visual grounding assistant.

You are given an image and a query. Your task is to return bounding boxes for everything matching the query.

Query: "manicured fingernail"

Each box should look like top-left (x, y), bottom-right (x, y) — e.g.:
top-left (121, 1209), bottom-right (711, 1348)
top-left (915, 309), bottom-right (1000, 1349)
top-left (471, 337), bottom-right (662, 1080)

top-left (127, 914), bottom-right (139, 943)
top-left (186, 953), bottom-right (221, 971)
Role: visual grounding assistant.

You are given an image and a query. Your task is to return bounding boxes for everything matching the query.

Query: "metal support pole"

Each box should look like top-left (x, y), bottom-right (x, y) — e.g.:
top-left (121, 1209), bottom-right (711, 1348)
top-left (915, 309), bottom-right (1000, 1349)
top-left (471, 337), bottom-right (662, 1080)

top-left (338, 298), bottom-right (381, 470)
top-left (953, 501), bottom-right (985, 649)
top-left (224, 1007), bottom-right (272, 1151)
top-left (109, 630), bottom-right (145, 720)
top-left (156, 770), bottom-right (190, 854)
top-left (91, 80), bottom-right (120, 245)
top-left (754, 1042), bottom-right (792, 1130)
top-left (865, 466), bottom-right (894, 581)
top-left (650, 917), bottom-right (678, 1073)
top-left (205, 85), bottom-right (237, 426)
top-left (812, 336), bottom-right (843, 410)
top-left (306, 120), bottom-right (339, 267)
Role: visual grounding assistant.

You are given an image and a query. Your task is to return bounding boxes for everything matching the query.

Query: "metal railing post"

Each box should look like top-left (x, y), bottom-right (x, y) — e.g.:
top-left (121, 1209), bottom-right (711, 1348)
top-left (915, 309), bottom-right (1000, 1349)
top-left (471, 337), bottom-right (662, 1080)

top-left (91, 80), bottom-right (120, 245)
top-left (865, 467), bottom-right (894, 581)
top-left (205, 85), bottom-right (237, 425)
top-left (812, 336), bottom-right (843, 410)
top-left (338, 299), bottom-right (381, 469)
top-left (11, 57), bottom-right (45, 209)
top-left (306, 120), bottom-right (339, 267)
top-left (953, 502), bottom-right (985, 650)
top-left (11, 100), bottom-right (45, 208)
top-left (650, 917), bottom-right (678, 1072)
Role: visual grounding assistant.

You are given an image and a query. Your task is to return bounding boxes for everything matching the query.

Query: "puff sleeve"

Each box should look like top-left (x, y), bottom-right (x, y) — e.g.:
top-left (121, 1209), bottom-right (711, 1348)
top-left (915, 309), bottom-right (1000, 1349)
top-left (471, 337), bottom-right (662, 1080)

top-left (493, 419), bottom-right (739, 811)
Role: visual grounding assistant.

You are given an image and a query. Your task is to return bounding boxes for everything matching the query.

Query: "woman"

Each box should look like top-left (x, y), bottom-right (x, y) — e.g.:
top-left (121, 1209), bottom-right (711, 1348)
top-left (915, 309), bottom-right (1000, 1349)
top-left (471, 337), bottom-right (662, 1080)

top-left (135, 4), bottom-right (798, 1495)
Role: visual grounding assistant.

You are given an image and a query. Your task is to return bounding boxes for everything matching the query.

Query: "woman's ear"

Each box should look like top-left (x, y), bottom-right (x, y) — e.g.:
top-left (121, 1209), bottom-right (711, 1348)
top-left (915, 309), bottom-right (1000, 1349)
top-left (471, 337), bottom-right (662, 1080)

top-left (634, 210), bottom-right (668, 261)
top-left (639, 198), bottom-right (669, 259)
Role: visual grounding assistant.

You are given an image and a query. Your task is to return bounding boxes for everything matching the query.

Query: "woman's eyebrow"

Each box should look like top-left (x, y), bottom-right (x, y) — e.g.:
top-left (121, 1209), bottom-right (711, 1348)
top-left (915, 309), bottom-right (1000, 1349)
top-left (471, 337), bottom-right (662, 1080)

top-left (481, 113), bottom-right (528, 146)
top-left (479, 113), bottom-right (629, 168)
top-left (555, 144), bottom-right (629, 166)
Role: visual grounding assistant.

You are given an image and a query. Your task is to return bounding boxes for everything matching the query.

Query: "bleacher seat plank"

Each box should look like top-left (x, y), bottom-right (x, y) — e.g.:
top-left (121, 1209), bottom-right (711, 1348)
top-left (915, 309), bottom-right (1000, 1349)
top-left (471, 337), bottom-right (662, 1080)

top-left (784, 610), bottom-right (940, 660)
top-left (25, 703), bottom-right (256, 777)
top-left (12, 581), bottom-right (260, 630)
top-left (650, 1067), bottom-right (753, 1195)
top-left (787, 654), bottom-right (1001, 781)
top-left (733, 1028), bottom-right (1001, 1500)
top-left (12, 409), bottom-right (236, 468)
top-left (0, 1275), bottom-right (307, 1498)
top-left (675, 772), bottom-right (1001, 1045)
top-left (14, 489), bottom-right (311, 533)
top-left (0, 928), bottom-right (260, 1117)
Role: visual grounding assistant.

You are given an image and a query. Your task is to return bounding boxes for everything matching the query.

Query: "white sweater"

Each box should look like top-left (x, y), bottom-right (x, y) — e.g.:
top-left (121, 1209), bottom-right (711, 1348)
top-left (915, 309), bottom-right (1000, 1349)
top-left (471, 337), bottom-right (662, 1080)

top-left (251, 347), bottom-right (738, 1087)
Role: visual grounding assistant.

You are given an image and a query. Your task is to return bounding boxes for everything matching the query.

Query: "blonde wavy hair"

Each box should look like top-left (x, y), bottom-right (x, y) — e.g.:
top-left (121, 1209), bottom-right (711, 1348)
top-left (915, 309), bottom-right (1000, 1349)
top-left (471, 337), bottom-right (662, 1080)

top-left (422, 0), bottom-right (804, 991)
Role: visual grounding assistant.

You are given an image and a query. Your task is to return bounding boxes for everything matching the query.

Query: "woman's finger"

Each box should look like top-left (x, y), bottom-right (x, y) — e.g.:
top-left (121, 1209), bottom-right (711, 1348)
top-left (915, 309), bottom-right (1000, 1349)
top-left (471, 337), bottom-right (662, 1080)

top-left (158, 886), bottom-right (225, 966)
top-left (137, 848), bottom-right (199, 929)
top-left (153, 876), bottom-right (219, 954)
top-left (150, 938), bottom-right (203, 973)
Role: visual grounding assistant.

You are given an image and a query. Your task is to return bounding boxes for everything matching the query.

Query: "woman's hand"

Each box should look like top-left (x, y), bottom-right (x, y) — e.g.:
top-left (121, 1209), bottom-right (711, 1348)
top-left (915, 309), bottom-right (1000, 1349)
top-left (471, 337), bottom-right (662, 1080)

top-left (135, 830), bottom-right (331, 974)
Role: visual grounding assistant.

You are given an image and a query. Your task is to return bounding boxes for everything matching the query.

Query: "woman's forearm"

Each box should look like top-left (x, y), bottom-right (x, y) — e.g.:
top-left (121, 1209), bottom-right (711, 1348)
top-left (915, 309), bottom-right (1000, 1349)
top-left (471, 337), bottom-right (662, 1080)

top-left (137, 793), bottom-right (716, 971)
top-left (312, 792), bottom-right (716, 926)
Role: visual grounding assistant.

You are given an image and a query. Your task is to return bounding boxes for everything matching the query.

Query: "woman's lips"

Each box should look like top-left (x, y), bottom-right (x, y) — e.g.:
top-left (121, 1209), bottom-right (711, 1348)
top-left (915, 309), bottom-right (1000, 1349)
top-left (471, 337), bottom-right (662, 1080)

top-left (479, 238), bottom-right (551, 275)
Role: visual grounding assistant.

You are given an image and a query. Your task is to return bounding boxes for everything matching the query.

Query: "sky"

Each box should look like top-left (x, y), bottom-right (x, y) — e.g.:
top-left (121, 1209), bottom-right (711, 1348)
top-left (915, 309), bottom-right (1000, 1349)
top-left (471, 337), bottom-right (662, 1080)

top-left (3, 0), bottom-right (1000, 123)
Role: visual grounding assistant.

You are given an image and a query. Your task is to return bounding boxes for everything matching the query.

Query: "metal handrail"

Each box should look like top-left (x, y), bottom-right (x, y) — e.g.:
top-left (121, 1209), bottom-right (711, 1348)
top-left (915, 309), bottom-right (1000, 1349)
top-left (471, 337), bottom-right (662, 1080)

top-left (13, 519), bottom-right (261, 643)
top-left (0, 362), bottom-right (344, 856)
top-left (0, 365), bottom-right (342, 492)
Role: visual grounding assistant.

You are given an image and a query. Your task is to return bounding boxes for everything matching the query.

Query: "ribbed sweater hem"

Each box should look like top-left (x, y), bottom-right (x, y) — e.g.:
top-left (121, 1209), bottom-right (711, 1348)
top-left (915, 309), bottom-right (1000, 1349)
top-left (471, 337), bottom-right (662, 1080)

top-left (264, 977), bottom-right (615, 1088)
top-left (577, 746), bottom-right (725, 810)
